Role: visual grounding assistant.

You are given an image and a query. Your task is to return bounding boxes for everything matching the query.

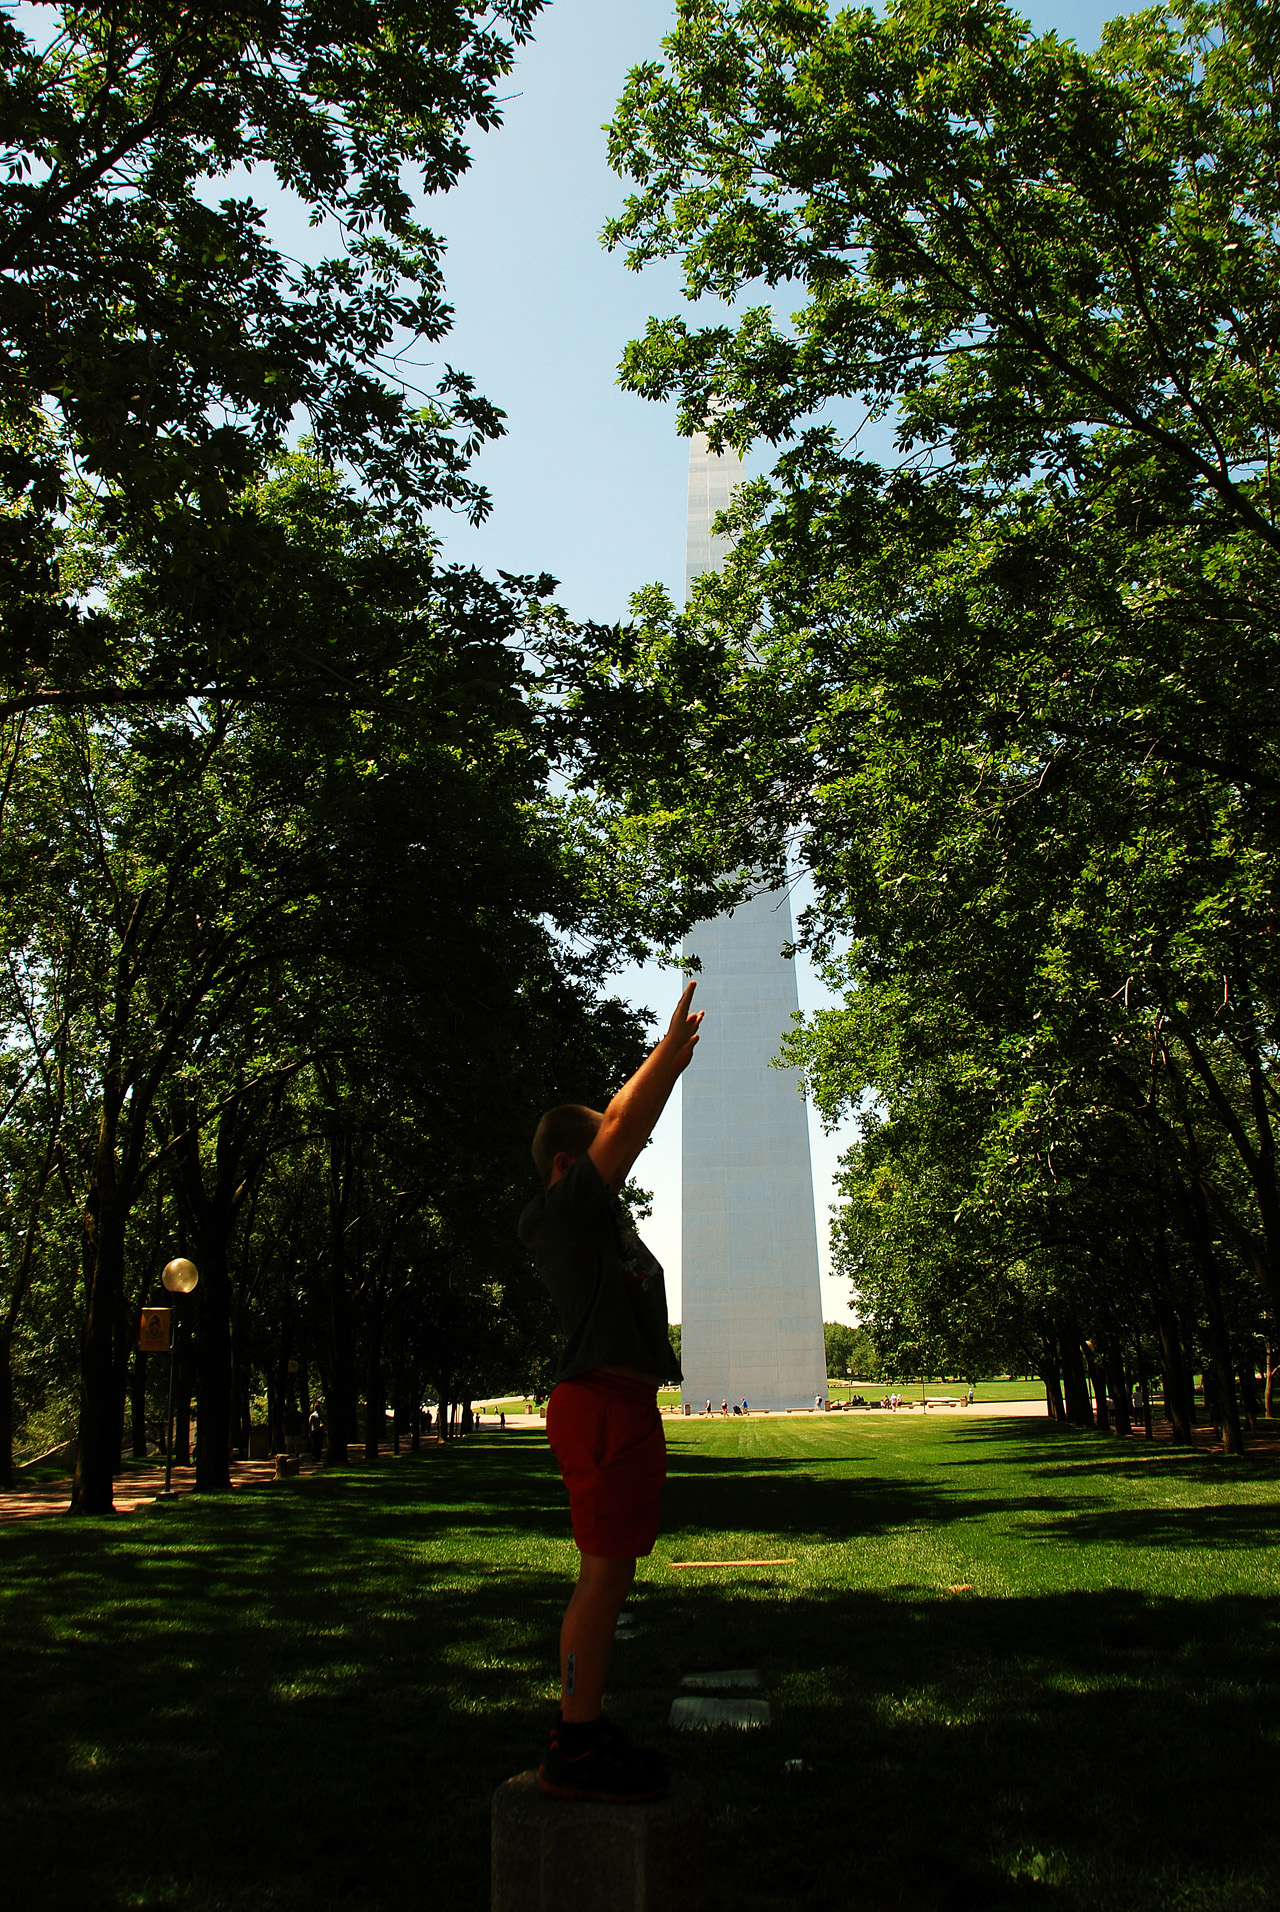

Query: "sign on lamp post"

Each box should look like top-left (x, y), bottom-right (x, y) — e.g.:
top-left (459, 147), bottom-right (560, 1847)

top-left (138, 1308), bottom-right (172, 1354)
top-left (159, 1258), bottom-right (199, 1497)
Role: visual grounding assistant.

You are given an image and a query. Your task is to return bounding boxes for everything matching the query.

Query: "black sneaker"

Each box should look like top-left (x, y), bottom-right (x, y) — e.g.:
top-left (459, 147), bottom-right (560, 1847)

top-left (538, 1716), bottom-right (668, 1802)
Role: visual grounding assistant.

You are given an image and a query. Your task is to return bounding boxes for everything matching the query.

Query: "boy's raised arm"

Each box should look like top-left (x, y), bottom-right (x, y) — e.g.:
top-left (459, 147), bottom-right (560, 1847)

top-left (588, 981), bottom-right (703, 1195)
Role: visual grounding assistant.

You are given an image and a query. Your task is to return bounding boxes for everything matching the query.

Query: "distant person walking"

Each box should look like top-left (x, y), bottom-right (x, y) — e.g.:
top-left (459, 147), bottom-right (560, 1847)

top-left (966, 1385), bottom-right (975, 1407)
top-left (308, 1408), bottom-right (324, 1461)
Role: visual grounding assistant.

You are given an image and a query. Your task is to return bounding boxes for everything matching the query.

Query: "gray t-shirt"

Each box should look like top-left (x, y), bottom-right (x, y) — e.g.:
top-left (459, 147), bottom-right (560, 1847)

top-left (518, 1152), bottom-right (682, 1386)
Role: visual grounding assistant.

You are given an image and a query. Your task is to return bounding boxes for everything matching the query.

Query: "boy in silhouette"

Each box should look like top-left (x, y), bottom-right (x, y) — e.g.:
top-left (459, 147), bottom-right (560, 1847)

top-left (519, 980), bottom-right (702, 1800)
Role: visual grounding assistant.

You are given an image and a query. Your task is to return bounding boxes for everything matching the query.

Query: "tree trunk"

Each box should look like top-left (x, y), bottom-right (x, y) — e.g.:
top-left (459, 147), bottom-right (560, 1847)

top-left (1083, 1344), bottom-right (1109, 1431)
top-left (389, 1340), bottom-right (405, 1455)
top-left (1266, 1345), bottom-right (1276, 1420)
top-left (168, 1082), bottom-right (285, 1485)
top-left (322, 1133), bottom-right (355, 1465)
top-left (1163, 1010), bottom-right (1280, 1327)
top-left (278, 1315), bottom-right (298, 1454)
top-left (1200, 1281), bottom-right (1244, 1457)
top-left (2, 1035), bottom-right (69, 1491)
top-left (1242, 1044), bottom-right (1280, 1328)
top-left (1037, 1324), bottom-right (1066, 1421)
top-left (1152, 1303), bottom-right (1193, 1444)
top-left (1180, 1174), bottom-right (1245, 1455)
top-left (364, 1294), bottom-right (383, 1462)
top-left (130, 1346), bottom-right (148, 1458)
top-left (72, 1169), bottom-right (128, 1515)
top-left (174, 1345), bottom-right (193, 1466)
top-left (325, 1331), bottom-right (355, 1463)
top-left (229, 1299), bottom-right (247, 1459)
top-left (1134, 1342), bottom-right (1154, 1439)
top-left (1151, 1168), bottom-right (1197, 1437)
top-left (195, 1229), bottom-right (233, 1490)
top-left (110, 1276), bottom-right (137, 1476)
top-left (0, 1328), bottom-right (14, 1491)
top-left (1104, 1343), bottom-right (1131, 1436)
top-left (1058, 1321), bottom-right (1093, 1427)
top-left (1181, 1324), bottom-right (1200, 1424)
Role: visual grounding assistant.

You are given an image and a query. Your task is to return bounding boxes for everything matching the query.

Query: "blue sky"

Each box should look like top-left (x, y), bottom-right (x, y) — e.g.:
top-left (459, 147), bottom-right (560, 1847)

top-left (414, 0), bottom-right (1120, 1315)
top-left (426, 0), bottom-right (1119, 605)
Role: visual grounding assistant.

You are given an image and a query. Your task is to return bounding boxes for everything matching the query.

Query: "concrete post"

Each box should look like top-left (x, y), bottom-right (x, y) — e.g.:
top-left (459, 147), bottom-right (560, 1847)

top-left (491, 1771), bottom-right (706, 1912)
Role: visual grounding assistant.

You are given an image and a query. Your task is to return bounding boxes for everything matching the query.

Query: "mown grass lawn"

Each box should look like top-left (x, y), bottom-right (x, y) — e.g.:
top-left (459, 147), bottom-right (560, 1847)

top-left (3, 1414), bottom-right (1278, 1912)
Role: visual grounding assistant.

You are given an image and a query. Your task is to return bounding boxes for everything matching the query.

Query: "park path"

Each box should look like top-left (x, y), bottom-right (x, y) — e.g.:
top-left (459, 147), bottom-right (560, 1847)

top-left (0, 1456), bottom-right (316, 1526)
top-left (487, 1398), bottom-right (1056, 1428)
top-left (0, 1442), bottom-right (450, 1525)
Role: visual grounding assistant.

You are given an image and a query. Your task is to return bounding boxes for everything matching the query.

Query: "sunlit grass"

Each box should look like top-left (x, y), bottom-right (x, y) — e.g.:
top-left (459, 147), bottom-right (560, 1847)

top-left (3, 1415), bottom-right (1279, 1909)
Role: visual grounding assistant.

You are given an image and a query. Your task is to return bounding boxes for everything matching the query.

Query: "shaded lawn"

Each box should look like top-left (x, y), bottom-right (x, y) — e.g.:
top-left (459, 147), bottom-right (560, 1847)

top-left (2, 1417), bottom-right (1279, 1912)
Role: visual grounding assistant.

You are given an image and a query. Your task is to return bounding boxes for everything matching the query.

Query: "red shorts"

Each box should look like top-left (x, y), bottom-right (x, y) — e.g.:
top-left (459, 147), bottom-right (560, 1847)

top-left (546, 1371), bottom-right (666, 1559)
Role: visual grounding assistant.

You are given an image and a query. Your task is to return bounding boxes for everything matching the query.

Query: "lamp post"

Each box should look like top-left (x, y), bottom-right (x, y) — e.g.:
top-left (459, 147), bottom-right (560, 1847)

top-left (160, 1257), bottom-right (199, 1497)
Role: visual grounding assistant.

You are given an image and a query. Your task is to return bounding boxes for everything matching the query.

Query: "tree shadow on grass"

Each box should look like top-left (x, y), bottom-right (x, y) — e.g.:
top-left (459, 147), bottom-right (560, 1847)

top-left (943, 1418), bottom-right (1280, 1477)
top-left (294, 1457), bottom-right (569, 1546)
top-left (628, 1578), bottom-right (1280, 1912)
top-left (0, 1467), bottom-right (570, 1912)
top-left (662, 1451), bottom-right (1100, 1547)
top-left (1036, 1447), bottom-right (1280, 1484)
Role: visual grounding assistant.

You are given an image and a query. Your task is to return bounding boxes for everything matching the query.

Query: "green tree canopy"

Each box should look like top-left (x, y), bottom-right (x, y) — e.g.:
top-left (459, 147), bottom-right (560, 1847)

top-left (546, 0), bottom-right (1280, 1445)
top-left (0, 0), bottom-right (542, 712)
top-left (0, 457), bottom-right (649, 1506)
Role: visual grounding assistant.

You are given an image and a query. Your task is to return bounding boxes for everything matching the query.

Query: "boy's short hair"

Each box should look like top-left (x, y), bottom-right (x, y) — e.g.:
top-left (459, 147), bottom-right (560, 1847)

top-left (532, 1104), bottom-right (602, 1185)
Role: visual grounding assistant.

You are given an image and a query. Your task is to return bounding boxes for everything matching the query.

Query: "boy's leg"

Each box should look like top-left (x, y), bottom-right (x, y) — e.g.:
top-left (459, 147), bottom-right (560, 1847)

top-left (559, 1552), bottom-right (634, 1721)
top-left (541, 1548), bottom-right (665, 1800)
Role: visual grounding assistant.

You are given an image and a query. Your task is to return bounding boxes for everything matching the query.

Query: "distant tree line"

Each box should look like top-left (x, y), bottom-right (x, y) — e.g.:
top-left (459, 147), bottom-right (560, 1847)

top-left (823, 1321), bottom-right (880, 1383)
top-left (551, 0), bottom-right (1280, 1452)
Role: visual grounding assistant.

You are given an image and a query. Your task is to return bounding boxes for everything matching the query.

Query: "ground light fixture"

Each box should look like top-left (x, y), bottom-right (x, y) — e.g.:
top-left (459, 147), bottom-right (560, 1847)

top-left (160, 1258), bottom-right (199, 1495)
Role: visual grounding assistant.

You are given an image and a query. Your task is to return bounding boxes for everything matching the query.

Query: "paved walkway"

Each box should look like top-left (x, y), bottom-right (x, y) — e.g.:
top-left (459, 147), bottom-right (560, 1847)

top-left (0, 1441), bottom-right (465, 1525)
top-left (0, 1456), bottom-right (316, 1526)
top-left (484, 1398), bottom-right (1055, 1429)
